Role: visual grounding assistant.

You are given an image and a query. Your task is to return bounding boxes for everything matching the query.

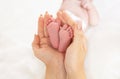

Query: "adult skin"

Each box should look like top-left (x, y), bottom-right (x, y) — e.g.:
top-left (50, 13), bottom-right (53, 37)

top-left (57, 11), bottom-right (87, 79)
top-left (32, 12), bottom-right (87, 79)
top-left (32, 13), bottom-right (66, 79)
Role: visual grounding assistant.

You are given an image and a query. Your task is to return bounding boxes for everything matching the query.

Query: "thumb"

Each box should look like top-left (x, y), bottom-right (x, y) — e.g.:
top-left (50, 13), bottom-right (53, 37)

top-left (32, 35), bottom-right (56, 64)
top-left (73, 23), bottom-right (85, 42)
top-left (32, 34), bottom-right (40, 53)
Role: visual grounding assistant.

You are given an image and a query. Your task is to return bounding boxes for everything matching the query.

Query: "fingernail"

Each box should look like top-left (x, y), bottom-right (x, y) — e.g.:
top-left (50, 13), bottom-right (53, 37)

top-left (34, 34), bottom-right (36, 37)
top-left (59, 11), bottom-right (62, 14)
top-left (50, 15), bottom-right (53, 17)
top-left (40, 14), bottom-right (42, 17)
top-left (46, 11), bottom-right (48, 14)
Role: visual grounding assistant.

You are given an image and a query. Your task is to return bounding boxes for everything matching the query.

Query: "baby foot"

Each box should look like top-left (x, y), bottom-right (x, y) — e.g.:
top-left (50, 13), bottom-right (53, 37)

top-left (58, 24), bottom-right (73, 53)
top-left (47, 21), bottom-right (60, 49)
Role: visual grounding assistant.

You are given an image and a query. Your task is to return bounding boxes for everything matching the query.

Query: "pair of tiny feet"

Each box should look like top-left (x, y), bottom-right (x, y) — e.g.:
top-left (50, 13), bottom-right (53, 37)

top-left (46, 16), bottom-right (73, 53)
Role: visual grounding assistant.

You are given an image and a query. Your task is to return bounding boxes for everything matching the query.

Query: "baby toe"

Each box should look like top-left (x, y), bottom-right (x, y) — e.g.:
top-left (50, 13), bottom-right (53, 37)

top-left (66, 26), bottom-right (70, 30)
top-left (62, 24), bottom-right (68, 30)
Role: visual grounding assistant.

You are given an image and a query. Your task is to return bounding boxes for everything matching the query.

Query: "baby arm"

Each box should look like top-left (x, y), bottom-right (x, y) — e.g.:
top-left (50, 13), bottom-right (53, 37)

top-left (82, 1), bottom-right (99, 26)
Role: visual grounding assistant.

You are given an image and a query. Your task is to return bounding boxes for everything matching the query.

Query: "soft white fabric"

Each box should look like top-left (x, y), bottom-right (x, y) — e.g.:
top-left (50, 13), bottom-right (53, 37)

top-left (0, 0), bottom-right (120, 79)
top-left (65, 10), bottom-right (87, 31)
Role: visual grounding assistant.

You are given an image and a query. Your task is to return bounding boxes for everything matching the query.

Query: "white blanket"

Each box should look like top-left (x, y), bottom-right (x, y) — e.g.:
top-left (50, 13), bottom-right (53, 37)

top-left (0, 0), bottom-right (120, 79)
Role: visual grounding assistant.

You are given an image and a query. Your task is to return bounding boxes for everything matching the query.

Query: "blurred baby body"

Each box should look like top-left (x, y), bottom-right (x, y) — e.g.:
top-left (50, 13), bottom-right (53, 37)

top-left (60, 0), bottom-right (99, 31)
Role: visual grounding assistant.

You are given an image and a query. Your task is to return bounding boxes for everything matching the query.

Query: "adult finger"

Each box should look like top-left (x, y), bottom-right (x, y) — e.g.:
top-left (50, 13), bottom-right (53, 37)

top-left (57, 11), bottom-right (66, 24)
top-left (74, 21), bottom-right (83, 36)
top-left (55, 17), bottom-right (62, 26)
top-left (44, 12), bottom-right (50, 37)
top-left (32, 34), bottom-right (40, 51)
top-left (73, 23), bottom-right (87, 50)
top-left (62, 11), bottom-right (77, 28)
top-left (32, 35), bottom-right (48, 63)
top-left (38, 15), bottom-right (44, 38)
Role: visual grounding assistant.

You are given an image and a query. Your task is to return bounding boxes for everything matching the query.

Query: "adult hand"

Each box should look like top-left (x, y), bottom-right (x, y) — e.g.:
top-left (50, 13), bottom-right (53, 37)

top-left (32, 13), bottom-right (64, 66)
top-left (65, 23), bottom-right (87, 79)
top-left (32, 12), bottom-right (66, 79)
